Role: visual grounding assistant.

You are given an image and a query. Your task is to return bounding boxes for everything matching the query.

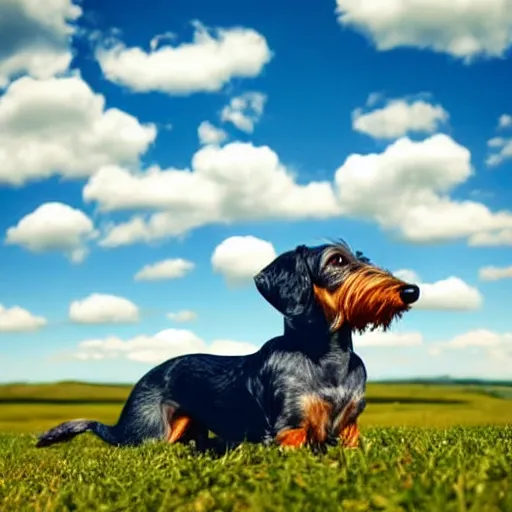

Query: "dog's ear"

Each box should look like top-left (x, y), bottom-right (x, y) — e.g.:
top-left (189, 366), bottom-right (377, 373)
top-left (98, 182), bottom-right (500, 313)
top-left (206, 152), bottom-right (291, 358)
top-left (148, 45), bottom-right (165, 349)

top-left (254, 246), bottom-right (313, 318)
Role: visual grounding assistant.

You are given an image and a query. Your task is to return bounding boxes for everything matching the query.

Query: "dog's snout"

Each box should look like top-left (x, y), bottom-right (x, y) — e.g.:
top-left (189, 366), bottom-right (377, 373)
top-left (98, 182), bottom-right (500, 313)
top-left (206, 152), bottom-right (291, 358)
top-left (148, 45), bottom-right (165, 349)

top-left (399, 284), bottom-right (420, 305)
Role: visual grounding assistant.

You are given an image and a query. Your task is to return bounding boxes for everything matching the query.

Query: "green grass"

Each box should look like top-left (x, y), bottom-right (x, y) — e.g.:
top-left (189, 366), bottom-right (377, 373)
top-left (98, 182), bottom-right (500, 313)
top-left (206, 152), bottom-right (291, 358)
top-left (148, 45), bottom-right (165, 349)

top-left (1, 427), bottom-right (510, 511)
top-left (0, 382), bottom-right (511, 511)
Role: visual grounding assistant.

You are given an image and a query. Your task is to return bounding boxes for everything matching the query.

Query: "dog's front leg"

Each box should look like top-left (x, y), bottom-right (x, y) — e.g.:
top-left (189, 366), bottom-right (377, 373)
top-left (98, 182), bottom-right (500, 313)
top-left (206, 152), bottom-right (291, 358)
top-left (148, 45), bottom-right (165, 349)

top-left (339, 421), bottom-right (360, 448)
top-left (333, 399), bottom-right (364, 449)
top-left (274, 394), bottom-right (332, 452)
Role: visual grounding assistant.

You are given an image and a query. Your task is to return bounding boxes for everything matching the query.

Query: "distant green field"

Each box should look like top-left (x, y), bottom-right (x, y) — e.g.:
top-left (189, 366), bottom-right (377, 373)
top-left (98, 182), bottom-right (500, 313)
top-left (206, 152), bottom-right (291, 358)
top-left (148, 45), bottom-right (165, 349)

top-left (0, 381), bottom-right (511, 433)
top-left (0, 382), bottom-right (510, 511)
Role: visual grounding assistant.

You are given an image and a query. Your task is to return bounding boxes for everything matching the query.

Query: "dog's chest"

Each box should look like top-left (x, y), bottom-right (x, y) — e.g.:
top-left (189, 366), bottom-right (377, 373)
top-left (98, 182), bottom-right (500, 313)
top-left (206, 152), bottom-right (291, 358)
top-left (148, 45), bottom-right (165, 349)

top-left (286, 353), bottom-right (366, 411)
top-left (262, 349), bottom-right (367, 433)
top-left (316, 362), bottom-right (365, 411)
top-left (308, 352), bottom-right (367, 423)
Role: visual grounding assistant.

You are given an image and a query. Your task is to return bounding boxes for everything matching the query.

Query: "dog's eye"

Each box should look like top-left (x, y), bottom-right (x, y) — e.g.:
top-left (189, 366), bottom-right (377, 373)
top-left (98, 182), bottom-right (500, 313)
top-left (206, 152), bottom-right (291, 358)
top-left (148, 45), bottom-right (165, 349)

top-left (327, 254), bottom-right (345, 267)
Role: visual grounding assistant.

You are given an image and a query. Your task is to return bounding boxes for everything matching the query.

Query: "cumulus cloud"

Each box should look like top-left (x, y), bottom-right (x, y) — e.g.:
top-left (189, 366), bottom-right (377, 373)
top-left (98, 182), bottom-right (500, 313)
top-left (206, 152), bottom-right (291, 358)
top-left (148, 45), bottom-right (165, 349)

top-left (486, 116), bottom-right (512, 166)
top-left (211, 236), bottom-right (277, 286)
top-left (84, 142), bottom-right (340, 247)
top-left (352, 96), bottom-right (448, 139)
top-left (334, 134), bottom-right (512, 244)
top-left (468, 229), bottom-right (512, 247)
top-left (0, 0), bottom-right (81, 87)
top-left (430, 330), bottom-right (512, 365)
top-left (81, 131), bottom-right (512, 248)
top-left (487, 137), bottom-right (512, 166)
top-left (394, 269), bottom-right (483, 311)
top-left (335, 0), bottom-right (512, 62)
top-left (167, 310), bottom-right (198, 323)
top-left (479, 265), bottom-right (512, 281)
top-left (358, 330), bottom-right (512, 380)
top-left (221, 92), bottom-right (267, 133)
top-left (208, 339), bottom-right (258, 356)
top-left (415, 278), bottom-right (483, 311)
top-left (498, 114), bottom-right (512, 129)
top-left (5, 202), bottom-right (97, 262)
top-left (356, 330), bottom-right (423, 347)
top-left (0, 75), bottom-right (156, 186)
top-left (68, 328), bottom-right (258, 364)
top-left (198, 121), bottom-right (227, 145)
top-left (0, 304), bottom-right (47, 332)
top-left (149, 32), bottom-right (177, 51)
top-left (95, 21), bottom-right (272, 95)
top-left (69, 294), bottom-right (140, 324)
top-left (134, 258), bottom-right (195, 281)
top-left (437, 330), bottom-right (512, 350)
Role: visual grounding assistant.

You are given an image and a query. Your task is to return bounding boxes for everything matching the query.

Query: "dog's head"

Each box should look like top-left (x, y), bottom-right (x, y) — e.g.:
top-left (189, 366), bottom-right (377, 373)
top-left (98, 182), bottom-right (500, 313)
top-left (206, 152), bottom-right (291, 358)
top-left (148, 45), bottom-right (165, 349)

top-left (254, 241), bottom-right (419, 333)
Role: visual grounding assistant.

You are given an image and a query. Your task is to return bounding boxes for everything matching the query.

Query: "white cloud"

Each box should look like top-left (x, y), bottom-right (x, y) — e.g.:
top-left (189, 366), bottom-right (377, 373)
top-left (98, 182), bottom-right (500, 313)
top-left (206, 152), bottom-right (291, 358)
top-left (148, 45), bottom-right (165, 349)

top-left (392, 269), bottom-right (419, 284)
top-left (167, 310), bottom-right (198, 323)
top-left (487, 137), bottom-right (506, 148)
top-left (362, 332), bottom-right (512, 380)
top-left (5, 202), bottom-right (96, 262)
top-left (211, 236), bottom-right (277, 286)
top-left (334, 134), bottom-right (512, 244)
top-left (479, 265), bottom-right (512, 281)
top-left (431, 330), bottom-right (512, 365)
top-left (335, 0), bottom-right (512, 62)
top-left (208, 339), bottom-right (259, 356)
top-left (82, 132), bottom-right (512, 248)
top-left (498, 114), bottom-right (512, 129)
top-left (0, 304), bottom-right (47, 332)
top-left (0, 75), bottom-right (156, 186)
top-left (356, 330), bottom-right (423, 347)
top-left (0, 0), bottom-right (81, 87)
top-left (415, 278), bottom-right (483, 311)
top-left (198, 121), bottom-right (227, 145)
top-left (84, 142), bottom-right (340, 246)
top-left (68, 328), bottom-right (258, 364)
top-left (69, 294), bottom-right (140, 324)
top-left (468, 229), bottom-right (512, 246)
top-left (95, 21), bottom-right (272, 95)
top-left (134, 258), bottom-right (195, 281)
top-left (149, 32), bottom-right (177, 51)
top-left (352, 97), bottom-right (448, 139)
top-left (221, 92), bottom-right (267, 133)
top-left (394, 269), bottom-right (482, 311)
top-left (441, 330), bottom-right (511, 349)
top-left (486, 136), bottom-right (512, 167)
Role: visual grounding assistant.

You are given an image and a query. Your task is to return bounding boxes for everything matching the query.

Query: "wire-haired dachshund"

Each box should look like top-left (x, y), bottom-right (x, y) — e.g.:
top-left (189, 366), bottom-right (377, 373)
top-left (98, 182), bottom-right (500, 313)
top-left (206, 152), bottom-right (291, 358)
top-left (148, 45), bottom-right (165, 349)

top-left (36, 241), bottom-right (420, 452)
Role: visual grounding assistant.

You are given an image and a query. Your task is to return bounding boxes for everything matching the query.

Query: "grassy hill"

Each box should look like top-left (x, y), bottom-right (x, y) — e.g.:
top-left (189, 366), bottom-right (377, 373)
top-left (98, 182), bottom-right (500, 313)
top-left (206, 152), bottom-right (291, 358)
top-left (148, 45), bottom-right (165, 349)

top-left (0, 381), bottom-right (510, 511)
top-left (1, 381), bottom-right (511, 433)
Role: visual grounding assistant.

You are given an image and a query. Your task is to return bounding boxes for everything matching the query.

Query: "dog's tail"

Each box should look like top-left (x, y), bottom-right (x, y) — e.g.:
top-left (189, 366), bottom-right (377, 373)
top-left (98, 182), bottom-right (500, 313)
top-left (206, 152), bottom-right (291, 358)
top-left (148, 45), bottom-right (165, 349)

top-left (36, 383), bottom-right (170, 448)
top-left (35, 419), bottom-right (120, 447)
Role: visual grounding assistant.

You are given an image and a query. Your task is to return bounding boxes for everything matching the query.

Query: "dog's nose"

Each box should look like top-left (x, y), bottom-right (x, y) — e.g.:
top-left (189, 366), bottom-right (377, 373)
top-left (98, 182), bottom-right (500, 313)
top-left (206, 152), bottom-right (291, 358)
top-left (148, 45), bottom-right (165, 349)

top-left (399, 285), bottom-right (420, 304)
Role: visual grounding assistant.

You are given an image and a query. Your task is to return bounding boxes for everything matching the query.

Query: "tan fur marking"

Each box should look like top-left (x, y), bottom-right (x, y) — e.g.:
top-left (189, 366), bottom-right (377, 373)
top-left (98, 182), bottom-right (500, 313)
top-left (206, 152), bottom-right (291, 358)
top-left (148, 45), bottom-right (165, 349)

top-left (275, 427), bottom-right (308, 447)
top-left (332, 400), bottom-right (357, 432)
top-left (301, 394), bottom-right (332, 444)
top-left (275, 395), bottom-right (332, 448)
top-left (333, 401), bottom-right (361, 449)
top-left (313, 267), bottom-right (409, 333)
top-left (168, 415), bottom-right (192, 443)
top-left (340, 422), bottom-right (360, 448)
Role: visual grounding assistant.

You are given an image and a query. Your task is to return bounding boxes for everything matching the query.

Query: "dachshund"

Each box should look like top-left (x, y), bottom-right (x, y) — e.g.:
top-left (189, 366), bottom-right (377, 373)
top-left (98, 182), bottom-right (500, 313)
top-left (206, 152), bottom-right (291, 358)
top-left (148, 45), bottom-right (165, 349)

top-left (36, 241), bottom-right (419, 452)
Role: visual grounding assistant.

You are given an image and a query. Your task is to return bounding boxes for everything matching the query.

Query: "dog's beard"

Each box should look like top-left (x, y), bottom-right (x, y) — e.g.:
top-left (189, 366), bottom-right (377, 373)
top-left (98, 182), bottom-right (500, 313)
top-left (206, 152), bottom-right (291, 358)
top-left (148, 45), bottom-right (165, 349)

top-left (315, 269), bottom-right (410, 334)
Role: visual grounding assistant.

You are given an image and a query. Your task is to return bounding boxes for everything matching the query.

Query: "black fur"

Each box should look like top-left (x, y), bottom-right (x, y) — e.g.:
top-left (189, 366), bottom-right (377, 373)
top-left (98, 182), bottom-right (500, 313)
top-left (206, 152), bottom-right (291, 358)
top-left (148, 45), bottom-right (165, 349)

top-left (36, 242), bottom-right (418, 451)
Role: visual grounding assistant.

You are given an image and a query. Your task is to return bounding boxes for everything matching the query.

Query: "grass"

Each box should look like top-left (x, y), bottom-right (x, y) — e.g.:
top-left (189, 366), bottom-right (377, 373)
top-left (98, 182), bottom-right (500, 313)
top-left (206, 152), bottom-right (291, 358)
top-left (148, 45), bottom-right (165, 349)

top-left (0, 382), bottom-right (511, 511)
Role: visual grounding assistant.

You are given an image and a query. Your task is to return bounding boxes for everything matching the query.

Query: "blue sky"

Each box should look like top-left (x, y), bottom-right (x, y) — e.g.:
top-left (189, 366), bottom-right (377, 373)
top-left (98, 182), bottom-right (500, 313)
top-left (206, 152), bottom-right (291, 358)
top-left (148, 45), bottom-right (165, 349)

top-left (0, 0), bottom-right (511, 383)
